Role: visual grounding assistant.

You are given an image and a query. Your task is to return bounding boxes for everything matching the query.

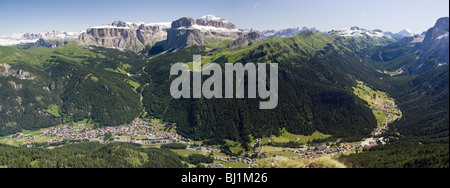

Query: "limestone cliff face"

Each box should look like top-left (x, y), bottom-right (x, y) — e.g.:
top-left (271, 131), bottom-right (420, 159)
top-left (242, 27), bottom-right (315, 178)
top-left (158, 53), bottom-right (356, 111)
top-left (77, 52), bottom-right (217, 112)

top-left (164, 16), bottom-right (242, 50)
top-left (228, 32), bottom-right (262, 48)
top-left (77, 21), bottom-right (169, 52)
top-left (171, 17), bottom-right (196, 28)
top-left (0, 63), bottom-right (34, 80)
top-left (78, 15), bottom-right (242, 52)
top-left (34, 38), bottom-right (73, 48)
top-left (195, 15), bottom-right (237, 29)
top-left (166, 27), bottom-right (205, 50)
top-left (410, 17), bottom-right (449, 74)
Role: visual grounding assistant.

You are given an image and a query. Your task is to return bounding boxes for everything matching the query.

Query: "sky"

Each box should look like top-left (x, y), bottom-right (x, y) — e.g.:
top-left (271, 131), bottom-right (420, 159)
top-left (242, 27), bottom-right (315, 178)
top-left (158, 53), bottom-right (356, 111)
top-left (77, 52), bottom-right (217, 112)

top-left (0, 0), bottom-right (449, 35)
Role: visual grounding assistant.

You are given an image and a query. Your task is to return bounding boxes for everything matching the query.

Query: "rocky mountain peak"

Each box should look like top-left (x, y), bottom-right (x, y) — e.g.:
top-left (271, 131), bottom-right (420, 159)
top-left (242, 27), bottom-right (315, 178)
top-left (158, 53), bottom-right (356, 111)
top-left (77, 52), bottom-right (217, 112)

top-left (227, 32), bottom-right (262, 48)
top-left (428, 17), bottom-right (449, 40)
top-left (171, 17), bottom-right (196, 28)
top-left (77, 15), bottom-right (241, 52)
top-left (409, 17), bottom-right (449, 74)
top-left (329, 27), bottom-right (391, 38)
top-left (78, 20), bottom-right (169, 52)
top-left (163, 15), bottom-right (241, 50)
top-left (195, 15), bottom-right (236, 29)
top-left (387, 29), bottom-right (415, 39)
top-left (436, 17), bottom-right (449, 29)
top-left (350, 26), bottom-right (361, 31)
top-left (398, 29), bottom-right (414, 36)
top-left (112, 20), bottom-right (130, 28)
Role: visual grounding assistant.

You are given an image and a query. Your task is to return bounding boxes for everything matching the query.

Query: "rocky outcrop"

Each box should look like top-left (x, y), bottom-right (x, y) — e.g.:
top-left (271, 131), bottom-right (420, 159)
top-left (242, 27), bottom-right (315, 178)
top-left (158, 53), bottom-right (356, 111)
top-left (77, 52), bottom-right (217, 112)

top-left (171, 17), bottom-right (196, 28)
top-left (387, 29), bottom-right (415, 39)
top-left (0, 63), bottom-right (34, 80)
top-left (21, 33), bottom-right (42, 40)
top-left (228, 32), bottom-right (262, 48)
top-left (20, 31), bottom-right (80, 41)
top-left (78, 15), bottom-right (242, 52)
top-left (34, 38), bottom-right (73, 48)
top-left (112, 20), bottom-right (129, 28)
top-left (329, 27), bottom-right (392, 38)
top-left (163, 15), bottom-right (242, 50)
top-left (166, 28), bottom-right (205, 50)
top-left (195, 15), bottom-right (236, 29)
top-left (77, 21), bottom-right (169, 52)
top-left (255, 27), bottom-right (318, 39)
top-left (410, 17), bottom-right (449, 74)
top-left (398, 34), bottom-right (425, 46)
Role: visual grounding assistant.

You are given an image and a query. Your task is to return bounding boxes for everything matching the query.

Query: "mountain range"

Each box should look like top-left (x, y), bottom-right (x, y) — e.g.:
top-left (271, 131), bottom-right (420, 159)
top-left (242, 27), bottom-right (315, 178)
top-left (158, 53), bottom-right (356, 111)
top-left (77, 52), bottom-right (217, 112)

top-left (372, 17), bottom-right (449, 74)
top-left (386, 29), bottom-right (416, 39)
top-left (0, 31), bottom-right (80, 46)
top-left (0, 15), bottom-right (448, 168)
top-left (0, 15), bottom-right (426, 52)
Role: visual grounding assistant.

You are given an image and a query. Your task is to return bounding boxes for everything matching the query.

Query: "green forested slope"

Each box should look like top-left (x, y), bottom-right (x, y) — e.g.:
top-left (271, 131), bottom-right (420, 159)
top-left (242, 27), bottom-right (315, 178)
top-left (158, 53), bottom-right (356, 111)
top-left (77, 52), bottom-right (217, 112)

top-left (340, 40), bottom-right (449, 168)
top-left (0, 44), bottom-right (143, 135)
top-left (139, 32), bottom-right (382, 145)
top-left (1, 29), bottom-right (448, 168)
top-left (0, 142), bottom-right (186, 168)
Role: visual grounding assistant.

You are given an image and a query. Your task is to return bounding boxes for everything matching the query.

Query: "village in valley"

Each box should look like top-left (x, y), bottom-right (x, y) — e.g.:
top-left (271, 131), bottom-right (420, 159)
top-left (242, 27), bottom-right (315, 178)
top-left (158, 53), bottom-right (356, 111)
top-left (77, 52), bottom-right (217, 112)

top-left (0, 116), bottom-right (395, 168)
top-left (0, 82), bottom-right (402, 168)
top-left (2, 118), bottom-right (188, 147)
top-left (0, 116), bottom-right (390, 168)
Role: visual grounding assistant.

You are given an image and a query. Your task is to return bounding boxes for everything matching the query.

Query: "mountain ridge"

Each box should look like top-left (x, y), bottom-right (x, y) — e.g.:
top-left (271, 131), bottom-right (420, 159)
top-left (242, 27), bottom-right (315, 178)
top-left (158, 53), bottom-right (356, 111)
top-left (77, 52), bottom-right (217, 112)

top-left (2, 15), bottom-right (425, 53)
top-left (410, 17), bottom-right (449, 74)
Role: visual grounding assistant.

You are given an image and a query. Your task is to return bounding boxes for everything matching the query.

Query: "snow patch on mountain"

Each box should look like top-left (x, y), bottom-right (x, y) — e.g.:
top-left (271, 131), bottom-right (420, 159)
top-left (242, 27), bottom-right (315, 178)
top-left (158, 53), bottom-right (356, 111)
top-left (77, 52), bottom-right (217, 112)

top-left (92, 25), bottom-right (133, 29)
top-left (145, 22), bottom-right (172, 28)
top-left (329, 27), bottom-right (392, 38)
top-left (201, 14), bottom-right (230, 23)
top-left (191, 24), bottom-right (240, 33)
top-left (436, 32), bottom-right (449, 40)
top-left (241, 27), bottom-right (318, 39)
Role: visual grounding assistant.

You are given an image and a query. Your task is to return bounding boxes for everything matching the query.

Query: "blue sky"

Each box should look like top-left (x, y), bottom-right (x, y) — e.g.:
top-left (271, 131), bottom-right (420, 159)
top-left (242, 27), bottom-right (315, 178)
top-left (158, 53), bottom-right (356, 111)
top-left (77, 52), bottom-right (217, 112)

top-left (0, 0), bottom-right (448, 35)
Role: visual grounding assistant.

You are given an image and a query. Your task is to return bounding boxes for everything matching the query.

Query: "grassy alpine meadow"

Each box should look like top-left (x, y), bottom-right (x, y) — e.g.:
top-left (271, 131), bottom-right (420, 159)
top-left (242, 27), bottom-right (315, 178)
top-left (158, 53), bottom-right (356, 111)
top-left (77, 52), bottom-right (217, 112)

top-left (261, 130), bottom-right (332, 145)
top-left (353, 80), bottom-right (402, 127)
top-left (253, 155), bottom-right (346, 168)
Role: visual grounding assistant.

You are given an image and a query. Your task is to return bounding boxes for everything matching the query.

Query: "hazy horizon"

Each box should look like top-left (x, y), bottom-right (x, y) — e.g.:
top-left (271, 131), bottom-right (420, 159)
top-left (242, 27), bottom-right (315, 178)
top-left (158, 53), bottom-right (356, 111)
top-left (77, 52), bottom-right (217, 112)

top-left (0, 0), bottom-right (449, 35)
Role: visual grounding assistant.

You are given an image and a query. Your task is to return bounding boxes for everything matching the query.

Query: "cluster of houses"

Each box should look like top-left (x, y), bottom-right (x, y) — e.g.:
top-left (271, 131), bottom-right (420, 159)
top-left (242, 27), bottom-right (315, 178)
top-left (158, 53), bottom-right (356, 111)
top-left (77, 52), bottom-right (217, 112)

top-left (24, 136), bottom-right (35, 143)
top-left (360, 137), bottom-right (387, 149)
top-left (212, 155), bottom-right (255, 166)
top-left (207, 164), bottom-right (224, 168)
top-left (303, 144), bottom-right (351, 158)
top-left (374, 101), bottom-right (402, 123)
top-left (293, 137), bottom-right (389, 159)
top-left (187, 146), bottom-right (221, 153)
top-left (252, 139), bottom-right (386, 160)
top-left (250, 138), bottom-right (262, 148)
top-left (11, 133), bottom-right (24, 139)
top-left (14, 118), bottom-right (185, 145)
top-left (230, 157), bottom-right (255, 164)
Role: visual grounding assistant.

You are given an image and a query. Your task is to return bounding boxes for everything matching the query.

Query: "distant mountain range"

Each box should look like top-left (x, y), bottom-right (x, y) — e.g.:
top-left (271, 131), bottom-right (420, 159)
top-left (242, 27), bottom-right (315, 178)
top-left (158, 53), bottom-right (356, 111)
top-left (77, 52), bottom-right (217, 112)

top-left (384, 29), bottom-right (416, 39)
top-left (241, 27), bottom-right (318, 39)
top-left (371, 17), bottom-right (449, 74)
top-left (0, 15), bottom-right (447, 75)
top-left (0, 14), bottom-right (430, 52)
top-left (0, 31), bottom-right (80, 46)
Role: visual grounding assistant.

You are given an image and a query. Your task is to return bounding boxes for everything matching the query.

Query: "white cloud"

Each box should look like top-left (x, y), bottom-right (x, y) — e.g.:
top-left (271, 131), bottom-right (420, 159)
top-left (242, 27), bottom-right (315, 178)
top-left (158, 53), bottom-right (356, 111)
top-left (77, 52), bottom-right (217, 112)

top-left (360, 11), bottom-right (367, 16)
top-left (254, 3), bottom-right (261, 9)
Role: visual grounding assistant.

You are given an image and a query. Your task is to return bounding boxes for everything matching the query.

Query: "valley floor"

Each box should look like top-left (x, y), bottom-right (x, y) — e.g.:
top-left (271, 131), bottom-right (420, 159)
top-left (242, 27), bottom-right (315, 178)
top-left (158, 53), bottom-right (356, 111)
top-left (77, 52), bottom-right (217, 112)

top-left (0, 83), bottom-right (402, 168)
